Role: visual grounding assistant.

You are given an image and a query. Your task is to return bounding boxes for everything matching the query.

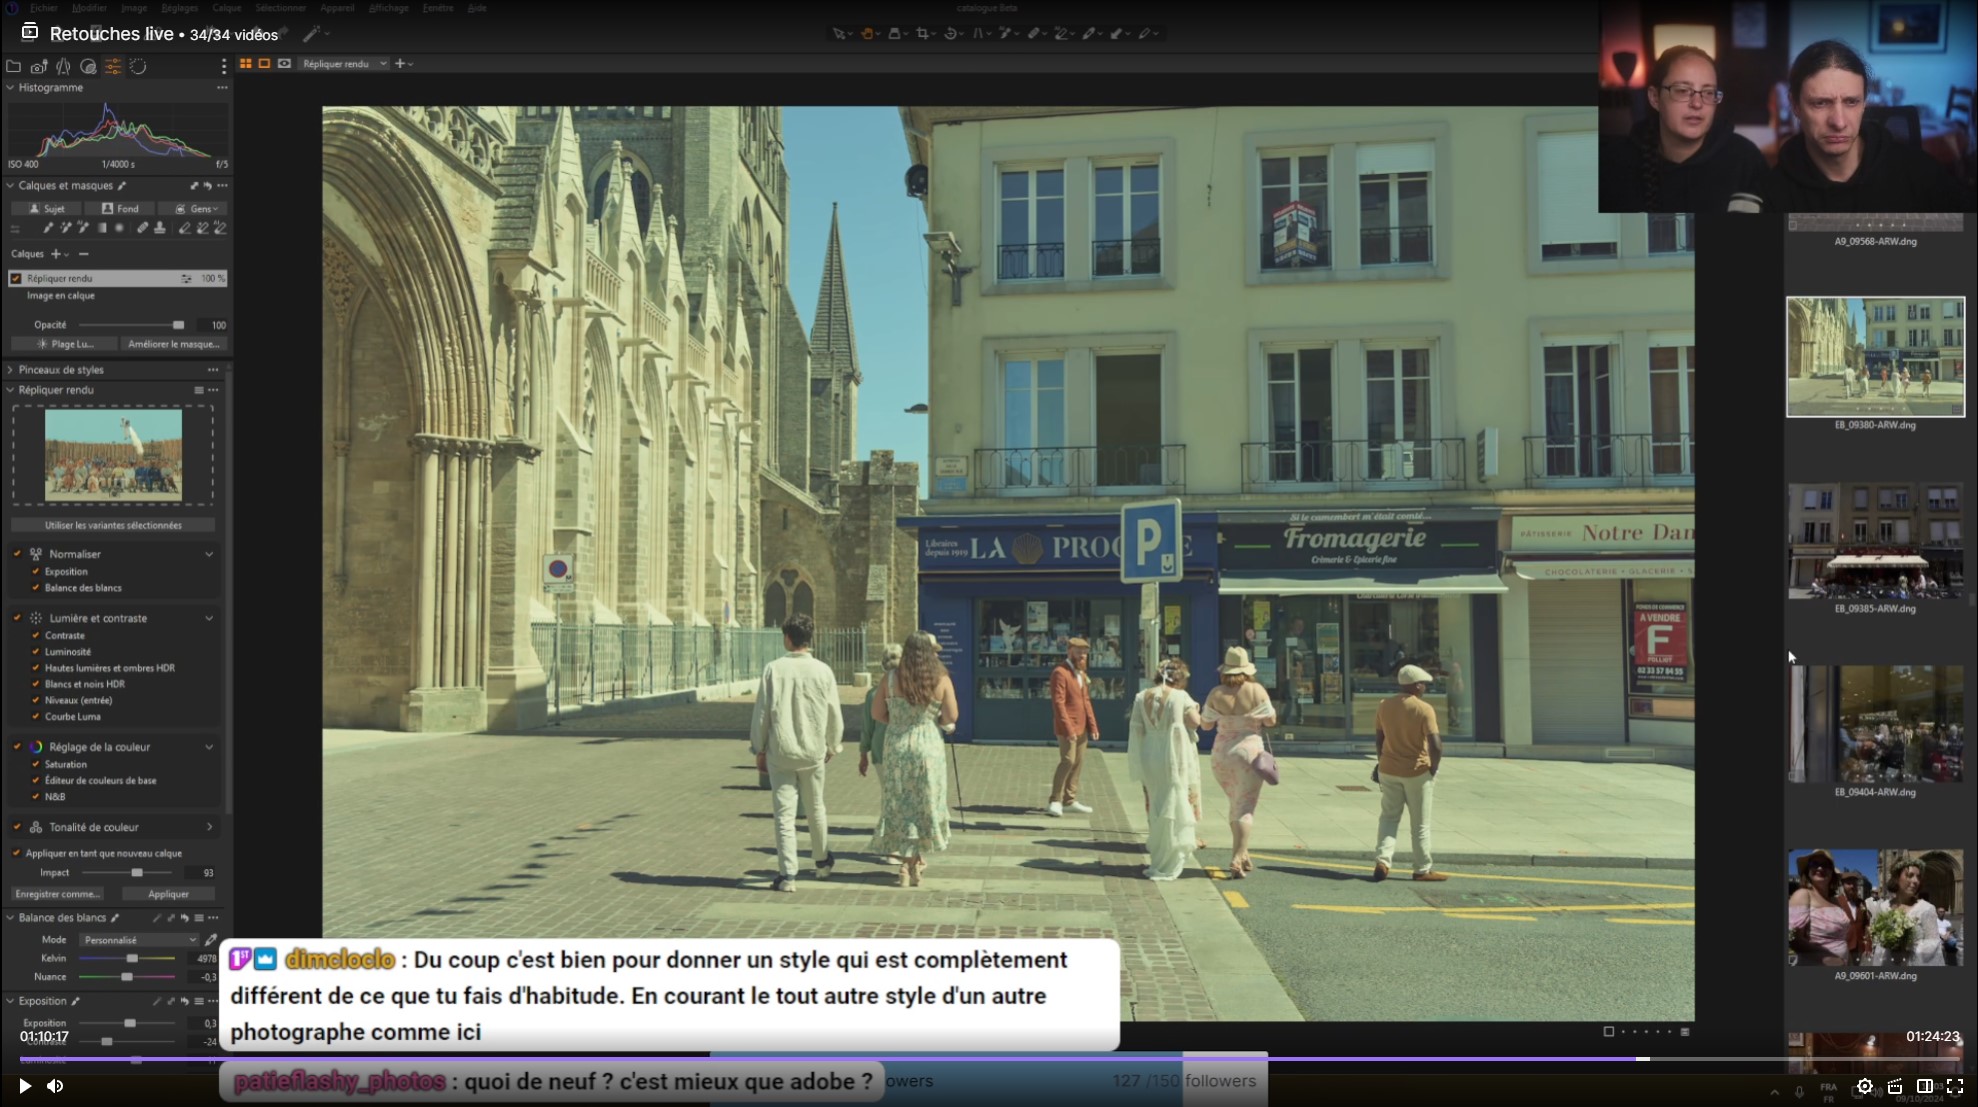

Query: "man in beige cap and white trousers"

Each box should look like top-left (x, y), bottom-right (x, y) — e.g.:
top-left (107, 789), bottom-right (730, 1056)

top-left (1372, 664), bottom-right (1446, 882)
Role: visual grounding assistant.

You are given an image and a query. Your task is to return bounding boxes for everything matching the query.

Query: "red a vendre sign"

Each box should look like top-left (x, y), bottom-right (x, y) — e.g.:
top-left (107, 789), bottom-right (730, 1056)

top-left (1632, 602), bottom-right (1688, 683)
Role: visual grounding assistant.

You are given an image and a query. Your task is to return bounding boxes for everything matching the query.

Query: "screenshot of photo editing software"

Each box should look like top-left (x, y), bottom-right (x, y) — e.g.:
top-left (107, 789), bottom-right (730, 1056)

top-left (2, 2), bottom-right (1974, 1104)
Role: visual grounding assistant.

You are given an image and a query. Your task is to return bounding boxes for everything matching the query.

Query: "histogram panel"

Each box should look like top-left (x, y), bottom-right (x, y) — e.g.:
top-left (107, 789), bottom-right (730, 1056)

top-left (12, 103), bottom-right (230, 162)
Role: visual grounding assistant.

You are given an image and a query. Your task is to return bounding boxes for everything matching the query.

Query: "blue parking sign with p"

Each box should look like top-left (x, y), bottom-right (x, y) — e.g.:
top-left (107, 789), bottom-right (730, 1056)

top-left (1121, 499), bottom-right (1184, 583)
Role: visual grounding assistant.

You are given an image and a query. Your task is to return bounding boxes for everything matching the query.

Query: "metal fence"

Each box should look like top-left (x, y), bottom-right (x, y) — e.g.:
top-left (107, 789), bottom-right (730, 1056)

top-left (526, 624), bottom-right (868, 710)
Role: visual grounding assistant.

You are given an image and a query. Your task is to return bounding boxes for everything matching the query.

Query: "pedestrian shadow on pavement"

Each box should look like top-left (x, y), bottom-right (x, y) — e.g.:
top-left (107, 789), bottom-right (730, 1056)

top-left (611, 870), bottom-right (772, 889)
top-left (740, 827), bottom-right (878, 845)
top-left (733, 815), bottom-right (877, 836)
top-left (1019, 858), bottom-right (1150, 880)
top-left (559, 733), bottom-right (756, 743)
top-left (1036, 838), bottom-right (1143, 853)
top-left (1251, 861), bottom-right (1367, 881)
top-left (960, 806), bottom-right (1056, 832)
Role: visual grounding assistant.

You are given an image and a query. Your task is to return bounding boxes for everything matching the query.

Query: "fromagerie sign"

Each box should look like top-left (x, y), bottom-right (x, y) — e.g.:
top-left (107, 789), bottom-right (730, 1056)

top-left (1511, 514), bottom-right (1694, 553)
top-left (1219, 517), bottom-right (1498, 571)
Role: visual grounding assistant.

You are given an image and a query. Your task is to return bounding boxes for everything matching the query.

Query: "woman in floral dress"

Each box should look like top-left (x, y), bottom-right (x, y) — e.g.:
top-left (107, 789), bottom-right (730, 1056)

top-left (867, 631), bottom-right (956, 887)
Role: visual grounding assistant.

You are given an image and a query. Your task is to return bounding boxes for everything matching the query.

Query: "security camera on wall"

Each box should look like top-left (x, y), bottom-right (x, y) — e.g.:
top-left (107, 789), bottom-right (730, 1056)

top-left (923, 230), bottom-right (960, 257)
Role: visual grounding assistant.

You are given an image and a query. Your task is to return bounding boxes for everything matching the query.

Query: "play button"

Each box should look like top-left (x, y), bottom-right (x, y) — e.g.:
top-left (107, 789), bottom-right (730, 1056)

top-left (18, 1077), bottom-right (30, 1094)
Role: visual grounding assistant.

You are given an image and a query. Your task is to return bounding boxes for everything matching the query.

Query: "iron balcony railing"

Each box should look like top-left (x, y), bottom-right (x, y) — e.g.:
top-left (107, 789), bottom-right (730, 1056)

top-left (1093, 237), bottom-right (1162, 277)
top-left (1359, 224), bottom-right (1433, 265)
top-left (1259, 229), bottom-right (1332, 270)
top-left (1523, 432), bottom-right (1696, 486)
top-left (1239, 437), bottom-right (1470, 492)
top-left (998, 241), bottom-right (1066, 281)
top-left (971, 444), bottom-right (1186, 495)
top-left (1648, 212), bottom-right (1694, 254)
top-left (527, 624), bottom-right (869, 715)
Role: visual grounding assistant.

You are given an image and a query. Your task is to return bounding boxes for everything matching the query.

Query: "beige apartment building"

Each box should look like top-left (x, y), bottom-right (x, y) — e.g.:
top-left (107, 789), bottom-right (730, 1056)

top-left (1861, 297), bottom-right (1968, 383)
top-left (900, 106), bottom-right (1695, 751)
top-left (1789, 483), bottom-right (1965, 590)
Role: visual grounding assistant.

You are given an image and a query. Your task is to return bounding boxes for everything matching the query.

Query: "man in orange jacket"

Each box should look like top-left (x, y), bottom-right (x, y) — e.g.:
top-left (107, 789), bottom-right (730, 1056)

top-left (1047, 637), bottom-right (1100, 816)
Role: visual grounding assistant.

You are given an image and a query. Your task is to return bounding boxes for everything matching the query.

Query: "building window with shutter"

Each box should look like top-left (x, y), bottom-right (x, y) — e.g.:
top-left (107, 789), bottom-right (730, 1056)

top-left (1536, 131), bottom-right (1617, 259)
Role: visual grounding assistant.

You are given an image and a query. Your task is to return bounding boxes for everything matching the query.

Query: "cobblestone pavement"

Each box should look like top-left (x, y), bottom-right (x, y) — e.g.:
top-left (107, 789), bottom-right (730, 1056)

top-left (324, 693), bottom-right (1291, 1022)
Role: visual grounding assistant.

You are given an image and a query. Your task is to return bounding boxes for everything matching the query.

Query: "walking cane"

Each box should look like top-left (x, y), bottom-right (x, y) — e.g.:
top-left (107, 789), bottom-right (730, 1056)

top-left (945, 727), bottom-right (965, 832)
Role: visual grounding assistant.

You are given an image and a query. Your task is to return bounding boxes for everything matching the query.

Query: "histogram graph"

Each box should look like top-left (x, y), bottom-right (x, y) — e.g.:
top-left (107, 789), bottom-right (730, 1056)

top-left (12, 103), bottom-right (229, 162)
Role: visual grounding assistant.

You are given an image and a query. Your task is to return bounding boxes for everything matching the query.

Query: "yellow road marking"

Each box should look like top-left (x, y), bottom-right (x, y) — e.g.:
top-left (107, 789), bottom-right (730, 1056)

top-left (1444, 913), bottom-right (1536, 922)
top-left (1204, 865), bottom-right (1228, 881)
top-left (1293, 902), bottom-right (1694, 915)
top-left (1607, 918), bottom-right (1696, 926)
top-left (1248, 852), bottom-right (1694, 892)
top-left (1222, 891), bottom-right (1250, 909)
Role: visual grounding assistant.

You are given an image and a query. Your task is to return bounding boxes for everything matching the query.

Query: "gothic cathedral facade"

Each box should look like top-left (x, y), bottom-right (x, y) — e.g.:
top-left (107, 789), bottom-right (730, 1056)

top-left (322, 106), bottom-right (914, 733)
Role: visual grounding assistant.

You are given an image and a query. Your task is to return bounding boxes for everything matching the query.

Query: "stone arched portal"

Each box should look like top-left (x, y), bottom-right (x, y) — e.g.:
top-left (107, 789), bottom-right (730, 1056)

top-left (323, 108), bottom-right (494, 732)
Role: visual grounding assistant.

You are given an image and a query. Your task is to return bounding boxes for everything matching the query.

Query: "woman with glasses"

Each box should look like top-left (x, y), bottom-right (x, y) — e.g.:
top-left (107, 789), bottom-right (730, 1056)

top-left (1788, 850), bottom-right (1857, 967)
top-left (1601, 45), bottom-right (1768, 213)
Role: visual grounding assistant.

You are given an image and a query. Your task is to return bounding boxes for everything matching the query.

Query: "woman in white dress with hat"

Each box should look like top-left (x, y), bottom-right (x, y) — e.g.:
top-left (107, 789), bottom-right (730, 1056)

top-left (1127, 658), bottom-right (1205, 880)
top-left (1200, 647), bottom-right (1277, 878)
top-left (1868, 856), bottom-right (1948, 966)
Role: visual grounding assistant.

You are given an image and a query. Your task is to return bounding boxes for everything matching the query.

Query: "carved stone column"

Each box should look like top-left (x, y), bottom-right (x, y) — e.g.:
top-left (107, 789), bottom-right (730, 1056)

top-left (463, 440), bottom-right (488, 691)
top-left (441, 440), bottom-right (463, 686)
top-left (402, 433), bottom-right (490, 734)
top-left (331, 440), bottom-right (351, 595)
top-left (413, 435), bottom-right (442, 689)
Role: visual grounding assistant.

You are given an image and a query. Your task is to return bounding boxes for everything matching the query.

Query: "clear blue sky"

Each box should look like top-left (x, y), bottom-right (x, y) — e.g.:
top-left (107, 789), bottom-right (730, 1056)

top-left (782, 106), bottom-right (931, 497)
top-left (1847, 299), bottom-right (1866, 343)
top-left (45, 409), bottom-right (182, 443)
top-left (1786, 848), bottom-right (1879, 882)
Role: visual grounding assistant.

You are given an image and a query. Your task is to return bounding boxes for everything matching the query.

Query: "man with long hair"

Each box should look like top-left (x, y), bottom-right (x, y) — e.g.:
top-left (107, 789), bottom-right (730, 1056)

top-left (749, 613), bottom-right (844, 893)
top-left (1766, 39), bottom-right (1964, 212)
top-left (1046, 637), bottom-right (1101, 817)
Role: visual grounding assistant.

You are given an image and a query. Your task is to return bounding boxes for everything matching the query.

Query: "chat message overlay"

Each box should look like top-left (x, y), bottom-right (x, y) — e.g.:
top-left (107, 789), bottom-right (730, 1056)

top-left (219, 1061), bottom-right (885, 1102)
top-left (220, 939), bottom-right (1120, 1052)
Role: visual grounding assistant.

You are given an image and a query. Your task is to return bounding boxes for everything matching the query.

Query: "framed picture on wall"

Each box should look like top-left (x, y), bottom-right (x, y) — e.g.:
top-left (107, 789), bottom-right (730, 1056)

top-left (1869, 1), bottom-right (1948, 52)
top-left (1732, 2), bottom-right (1768, 49)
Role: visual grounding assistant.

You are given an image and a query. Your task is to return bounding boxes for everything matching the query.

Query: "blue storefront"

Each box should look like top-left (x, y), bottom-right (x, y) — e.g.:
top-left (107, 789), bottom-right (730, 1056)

top-left (899, 513), bottom-right (1221, 745)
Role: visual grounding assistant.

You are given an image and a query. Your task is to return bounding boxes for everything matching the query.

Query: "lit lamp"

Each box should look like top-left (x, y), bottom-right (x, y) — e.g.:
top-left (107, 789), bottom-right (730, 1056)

top-left (1613, 50), bottom-right (1638, 88)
